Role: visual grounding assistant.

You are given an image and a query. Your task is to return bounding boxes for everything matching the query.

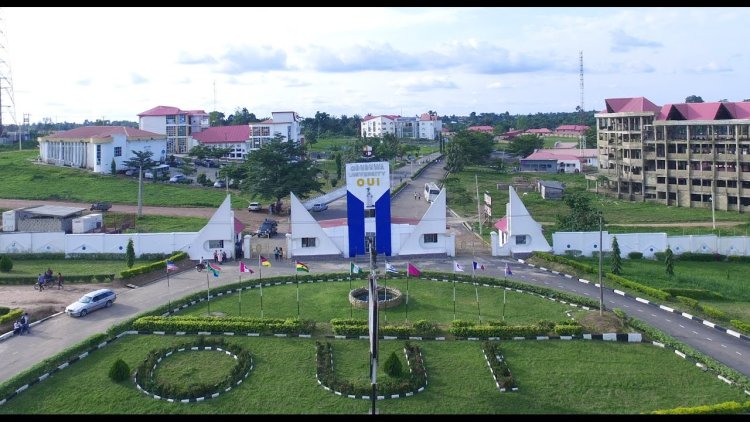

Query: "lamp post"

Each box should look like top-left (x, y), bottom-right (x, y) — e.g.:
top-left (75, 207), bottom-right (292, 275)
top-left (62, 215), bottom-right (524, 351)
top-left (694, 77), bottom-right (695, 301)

top-left (710, 195), bottom-right (716, 230)
top-left (598, 213), bottom-right (604, 316)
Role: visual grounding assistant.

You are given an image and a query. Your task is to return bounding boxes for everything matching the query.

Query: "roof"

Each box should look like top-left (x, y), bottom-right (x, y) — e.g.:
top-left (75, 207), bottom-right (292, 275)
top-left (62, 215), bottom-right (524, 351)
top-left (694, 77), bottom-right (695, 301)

top-left (538, 180), bottom-right (565, 189)
top-left (604, 97), bottom-right (661, 113)
top-left (234, 217), bottom-right (246, 233)
top-left (540, 148), bottom-right (597, 158)
top-left (468, 125), bottom-right (494, 132)
top-left (526, 128), bottom-right (552, 134)
top-left (191, 125), bottom-right (250, 143)
top-left (22, 205), bottom-right (86, 218)
top-left (137, 105), bottom-right (208, 117)
top-left (555, 125), bottom-right (589, 131)
top-left (44, 126), bottom-right (163, 139)
top-left (362, 114), bottom-right (401, 122)
top-left (419, 113), bottom-right (439, 121)
top-left (493, 216), bottom-right (507, 233)
top-left (523, 151), bottom-right (580, 161)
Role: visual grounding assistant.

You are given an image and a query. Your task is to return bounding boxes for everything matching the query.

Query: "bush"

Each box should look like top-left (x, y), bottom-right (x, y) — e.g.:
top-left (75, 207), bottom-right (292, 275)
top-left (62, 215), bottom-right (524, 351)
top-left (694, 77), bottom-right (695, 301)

top-left (628, 251), bottom-right (643, 259)
top-left (383, 351), bottom-right (403, 377)
top-left (108, 358), bottom-right (130, 382)
top-left (126, 239), bottom-right (135, 269)
top-left (0, 255), bottom-right (13, 272)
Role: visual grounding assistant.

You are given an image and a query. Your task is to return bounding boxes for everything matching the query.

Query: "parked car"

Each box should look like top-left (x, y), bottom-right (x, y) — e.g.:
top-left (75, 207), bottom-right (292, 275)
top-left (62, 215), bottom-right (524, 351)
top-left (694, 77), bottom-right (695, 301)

top-left (213, 179), bottom-right (226, 188)
top-left (310, 203), bottom-right (328, 212)
top-left (169, 174), bottom-right (189, 183)
top-left (247, 202), bottom-right (262, 212)
top-left (65, 288), bottom-right (117, 317)
top-left (90, 202), bottom-right (112, 212)
top-left (256, 218), bottom-right (278, 238)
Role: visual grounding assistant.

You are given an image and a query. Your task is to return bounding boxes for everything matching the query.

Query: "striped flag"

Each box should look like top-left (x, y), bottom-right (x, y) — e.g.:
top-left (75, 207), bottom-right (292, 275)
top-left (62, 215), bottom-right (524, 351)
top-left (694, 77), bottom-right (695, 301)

top-left (472, 261), bottom-right (485, 271)
top-left (385, 262), bottom-right (398, 274)
top-left (207, 262), bottom-right (221, 278)
top-left (453, 261), bottom-right (464, 272)
top-left (239, 262), bottom-right (254, 274)
top-left (260, 256), bottom-right (271, 267)
top-left (350, 262), bottom-right (362, 274)
top-left (296, 261), bottom-right (309, 273)
top-left (166, 261), bottom-right (178, 271)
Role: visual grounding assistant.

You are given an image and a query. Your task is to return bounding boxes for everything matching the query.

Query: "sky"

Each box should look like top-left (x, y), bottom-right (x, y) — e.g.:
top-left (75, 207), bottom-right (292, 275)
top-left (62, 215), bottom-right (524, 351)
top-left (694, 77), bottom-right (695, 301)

top-left (1, 7), bottom-right (748, 124)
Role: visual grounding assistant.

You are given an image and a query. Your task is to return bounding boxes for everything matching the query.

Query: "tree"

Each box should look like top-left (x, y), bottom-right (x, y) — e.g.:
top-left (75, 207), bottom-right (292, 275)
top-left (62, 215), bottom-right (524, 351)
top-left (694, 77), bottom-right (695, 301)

top-left (444, 141), bottom-right (466, 173)
top-left (334, 153), bottom-right (342, 180)
top-left (0, 255), bottom-right (13, 272)
top-left (584, 127), bottom-right (597, 149)
top-left (109, 358), bottom-right (130, 382)
top-left (374, 133), bottom-right (401, 161)
top-left (610, 236), bottom-right (622, 275)
top-left (209, 111), bottom-right (226, 127)
top-left (665, 245), bottom-right (674, 276)
top-left (451, 130), bottom-right (494, 164)
top-left (241, 136), bottom-right (324, 202)
top-left (556, 193), bottom-right (603, 232)
top-left (110, 158), bottom-right (116, 175)
top-left (685, 95), bottom-right (704, 103)
top-left (122, 150), bottom-right (156, 218)
top-left (125, 239), bottom-right (135, 269)
top-left (383, 351), bottom-right (403, 377)
top-left (508, 134), bottom-right (544, 157)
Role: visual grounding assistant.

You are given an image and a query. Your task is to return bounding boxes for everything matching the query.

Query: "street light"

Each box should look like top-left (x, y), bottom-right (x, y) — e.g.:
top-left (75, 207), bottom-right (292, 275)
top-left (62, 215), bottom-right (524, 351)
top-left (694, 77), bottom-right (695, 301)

top-left (709, 195), bottom-right (716, 230)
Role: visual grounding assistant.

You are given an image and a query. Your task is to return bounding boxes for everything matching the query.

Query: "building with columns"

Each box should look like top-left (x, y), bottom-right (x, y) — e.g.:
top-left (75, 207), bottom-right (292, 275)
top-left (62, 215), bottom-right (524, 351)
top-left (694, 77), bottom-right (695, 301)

top-left (37, 126), bottom-right (167, 174)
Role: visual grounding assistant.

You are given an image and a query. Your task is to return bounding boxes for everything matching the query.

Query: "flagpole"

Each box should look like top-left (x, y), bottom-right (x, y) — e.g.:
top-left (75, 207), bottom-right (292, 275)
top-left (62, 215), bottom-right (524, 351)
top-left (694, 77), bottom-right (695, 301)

top-left (502, 289), bottom-right (506, 321)
top-left (349, 262), bottom-right (353, 318)
top-left (206, 270), bottom-right (211, 316)
top-left (259, 255), bottom-right (263, 318)
top-left (166, 266), bottom-right (171, 315)
top-left (383, 264), bottom-right (387, 324)
top-left (295, 261), bottom-right (300, 319)
top-left (475, 282), bottom-right (481, 323)
top-left (238, 269), bottom-right (243, 317)
top-left (452, 270), bottom-right (456, 321)
top-left (405, 264), bottom-right (409, 323)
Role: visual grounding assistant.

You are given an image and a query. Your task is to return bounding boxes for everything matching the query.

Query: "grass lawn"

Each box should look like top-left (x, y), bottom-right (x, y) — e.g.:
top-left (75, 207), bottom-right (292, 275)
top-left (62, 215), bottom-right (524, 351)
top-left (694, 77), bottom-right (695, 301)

top-left (0, 258), bottom-right (165, 283)
top-left (180, 278), bottom-right (589, 326)
top-left (0, 335), bottom-right (745, 414)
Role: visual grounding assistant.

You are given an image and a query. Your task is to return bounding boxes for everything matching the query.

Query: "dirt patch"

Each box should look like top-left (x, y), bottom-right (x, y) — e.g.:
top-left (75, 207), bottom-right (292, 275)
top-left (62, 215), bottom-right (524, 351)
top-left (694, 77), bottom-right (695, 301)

top-left (577, 311), bottom-right (625, 333)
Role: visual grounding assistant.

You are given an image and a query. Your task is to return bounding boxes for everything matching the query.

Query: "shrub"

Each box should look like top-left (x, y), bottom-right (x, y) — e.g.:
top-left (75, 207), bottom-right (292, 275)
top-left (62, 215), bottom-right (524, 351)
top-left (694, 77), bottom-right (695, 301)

top-left (108, 358), bottom-right (130, 382)
top-left (126, 239), bottom-right (135, 268)
top-left (0, 255), bottom-right (13, 272)
top-left (628, 251), bottom-right (643, 259)
top-left (383, 351), bottom-right (403, 377)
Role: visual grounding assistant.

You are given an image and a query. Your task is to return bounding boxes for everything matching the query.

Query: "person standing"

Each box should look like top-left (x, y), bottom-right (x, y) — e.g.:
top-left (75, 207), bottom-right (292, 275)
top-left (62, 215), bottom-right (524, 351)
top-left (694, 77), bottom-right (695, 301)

top-left (13, 320), bottom-right (22, 335)
top-left (278, 247), bottom-right (283, 260)
top-left (56, 272), bottom-right (64, 290)
top-left (213, 250), bottom-right (219, 263)
top-left (37, 273), bottom-right (45, 291)
top-left (20, 312), bottom-right (30, 334)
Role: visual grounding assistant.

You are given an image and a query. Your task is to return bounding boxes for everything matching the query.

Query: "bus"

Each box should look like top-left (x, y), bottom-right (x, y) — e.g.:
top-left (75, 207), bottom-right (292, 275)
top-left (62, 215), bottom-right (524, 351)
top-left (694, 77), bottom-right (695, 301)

top-left (424, 182), bottom-right (440, 203)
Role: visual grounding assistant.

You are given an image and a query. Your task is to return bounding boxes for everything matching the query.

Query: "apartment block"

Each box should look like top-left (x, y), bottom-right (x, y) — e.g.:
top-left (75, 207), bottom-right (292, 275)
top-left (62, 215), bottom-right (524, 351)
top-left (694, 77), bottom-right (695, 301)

top-left (360, 112), bottom-right (442, 140)
top-left (137, 106), bottom-right (209, 154)
top-left (247, 111), bottom-right (302, 151)
top-left (595, 97), bottom-right (750, 212)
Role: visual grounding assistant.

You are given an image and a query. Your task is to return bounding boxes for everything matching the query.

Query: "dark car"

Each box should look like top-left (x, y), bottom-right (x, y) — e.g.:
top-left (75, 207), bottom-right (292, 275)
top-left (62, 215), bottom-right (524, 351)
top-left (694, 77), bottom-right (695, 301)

top-left (256, 218), bottom-right (278, 238)
top-left (90, 202), bottom-right (112, 212)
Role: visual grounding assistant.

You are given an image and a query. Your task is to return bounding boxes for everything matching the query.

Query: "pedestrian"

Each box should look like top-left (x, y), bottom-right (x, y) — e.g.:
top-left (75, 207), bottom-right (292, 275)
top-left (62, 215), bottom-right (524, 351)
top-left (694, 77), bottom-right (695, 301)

top-left (414, 191), bottom-right (417, 200)
top-left (57, 272), bottom-right (64, 290)
top-left (37, 273), bottom-right (45, 291)
top-left (13, 320), bottom-right (22, 335)
top-left (278, 247), bottom-right (283, 260)
top-left (274, 247), bottom-right (279, 261)
top-left (20, 312), bottom-right (30, 334)
top-left (213, 250), bottom-right (218, 263)
top-left (221, 250), bottom-right (227, 262)
top-left (218, 250), bottom-right (224, 264)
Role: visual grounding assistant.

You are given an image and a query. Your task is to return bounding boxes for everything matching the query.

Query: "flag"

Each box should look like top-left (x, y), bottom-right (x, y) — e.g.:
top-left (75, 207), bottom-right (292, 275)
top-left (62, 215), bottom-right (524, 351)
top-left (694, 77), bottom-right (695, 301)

top-left (407, 262), bottom-right (421, 276)
top-left (207, 262), bottom-right (221, 278)
top-left (166, 261), bottom-right (178, 271)
top-left (296, 261), bottom-right (309, 273)
top-left (239, 262), bottom-right (254, 274)
top-left (505, 263), bottom-right (513, 276)
top-left (453, 261), bottom-right (464, 272)
top-left (472, 261), bottom-right (485, 271)
top-left (385, 262), bottom-right (398, 274)
top-left (260, 256), bottom-right (271, 267)
top-left (350, 262), bottom-right (361, 274)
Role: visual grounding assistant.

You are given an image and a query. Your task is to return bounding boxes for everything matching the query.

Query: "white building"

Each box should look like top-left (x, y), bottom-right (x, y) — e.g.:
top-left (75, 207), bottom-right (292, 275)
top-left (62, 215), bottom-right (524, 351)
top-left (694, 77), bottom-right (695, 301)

top-left (491, 186), bottom-right (552, 257)
top-left (361, 112), bottom-right (443, 140)
top-left (191, 125), bottom-right (251, 160)
top-left (247, 111), bottom-right (303, 151)
top-left (38, 126), bottom-right (167, 174)
top-left (137, 106), bottom-right (210, 154)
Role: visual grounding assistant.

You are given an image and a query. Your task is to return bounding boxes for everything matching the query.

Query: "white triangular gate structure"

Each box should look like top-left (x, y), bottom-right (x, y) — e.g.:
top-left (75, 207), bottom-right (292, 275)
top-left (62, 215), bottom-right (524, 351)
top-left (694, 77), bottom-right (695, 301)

top-left (491, 186), bottom-right (551, 257)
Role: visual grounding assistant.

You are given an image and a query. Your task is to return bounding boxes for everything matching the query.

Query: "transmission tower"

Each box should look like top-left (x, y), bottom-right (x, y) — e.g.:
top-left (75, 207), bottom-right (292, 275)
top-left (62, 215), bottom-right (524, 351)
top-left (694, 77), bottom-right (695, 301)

top-left (0, 8), bottom-right (18, 141)
top-left (579, 50), bottom-right (585, 150)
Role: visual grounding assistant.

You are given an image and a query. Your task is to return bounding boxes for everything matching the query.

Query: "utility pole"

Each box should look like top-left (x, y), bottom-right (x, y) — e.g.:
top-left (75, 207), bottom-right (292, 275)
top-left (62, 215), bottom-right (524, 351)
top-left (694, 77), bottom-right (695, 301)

top-left (476, 174), bottom-right (482, 236)
top-left (598, 214), bottom-right (604, 316)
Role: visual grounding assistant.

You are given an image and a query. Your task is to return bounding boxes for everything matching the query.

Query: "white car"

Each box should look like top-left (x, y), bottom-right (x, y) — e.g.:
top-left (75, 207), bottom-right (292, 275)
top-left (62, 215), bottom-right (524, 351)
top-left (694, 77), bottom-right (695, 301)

top-left (65, 288), bottom-right (117, 317)
top-left (169, 174), bottom-right (188, 183)
top-left (311, 203), bottom-right (328, 212)
top-left (247, 202), bottom-right (262, 212)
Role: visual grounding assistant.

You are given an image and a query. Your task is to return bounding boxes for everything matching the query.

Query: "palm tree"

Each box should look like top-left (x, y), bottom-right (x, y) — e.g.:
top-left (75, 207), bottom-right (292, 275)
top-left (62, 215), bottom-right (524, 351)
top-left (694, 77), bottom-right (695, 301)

top-left (122, 150), bottom-right (156, 218)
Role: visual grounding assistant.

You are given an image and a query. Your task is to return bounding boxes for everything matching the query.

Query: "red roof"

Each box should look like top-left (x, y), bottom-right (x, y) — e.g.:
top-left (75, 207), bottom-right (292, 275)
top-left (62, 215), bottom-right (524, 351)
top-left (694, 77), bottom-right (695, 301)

top-left (526, 128), bottom-right (552, 134)
top-left (192, 125), bottom-right (250, 143)
top-left (362, 114), bottom-right (400, 122)
top-left (46, 126), bottom-right (162, 139)
top-left (524, 151), bottom-right (580, 161)
top-left (494, 217), bottom-right (507, 233)
top-left (137, 105), bottom-right (208, 117)
top-left (419, 113), bottom-right (438, 121)
top-left (604, 97), bottom-right (661, 113)
top-left (555, 125), bottom-right (589, 131)
top-left (234, 217), bottom-right (246, 233)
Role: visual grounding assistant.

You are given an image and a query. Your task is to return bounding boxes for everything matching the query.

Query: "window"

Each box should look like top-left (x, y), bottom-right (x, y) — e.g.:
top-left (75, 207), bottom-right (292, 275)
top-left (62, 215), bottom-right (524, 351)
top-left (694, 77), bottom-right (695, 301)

top-left (96, 144), bottom-right (101, 165)
top-left (423, 233), bottom-right (438, 243)
top-left (114, 147), bottom-right (122, 157)
top-left (208, 240), bottom-right (225, 249)
top-left (515, 235), bottom-right (527, 245)
top-left (302, 237), bottom-right (316, 248)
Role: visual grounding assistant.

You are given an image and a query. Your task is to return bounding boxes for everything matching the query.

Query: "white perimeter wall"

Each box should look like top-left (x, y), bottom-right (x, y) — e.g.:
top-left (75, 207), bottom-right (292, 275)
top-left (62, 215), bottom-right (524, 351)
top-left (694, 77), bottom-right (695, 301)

top-left (0, 231), bottom-right (197, 256)
top-left (553, 232), bottom-right (750, 258)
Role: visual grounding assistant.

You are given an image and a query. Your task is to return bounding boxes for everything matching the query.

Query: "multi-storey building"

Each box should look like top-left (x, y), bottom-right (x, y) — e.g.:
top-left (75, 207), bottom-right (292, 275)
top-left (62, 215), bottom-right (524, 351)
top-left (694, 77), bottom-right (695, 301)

top-left (360, 112), bottom-right (442, 140)
top-left (190, 125), bottom-right (250, 160)
top-left (595, 97), bottom-right (750, 213)
top-left (247, 111), bottom-right (302, 151)
top-left (137, 106), bottom-right (209, 154)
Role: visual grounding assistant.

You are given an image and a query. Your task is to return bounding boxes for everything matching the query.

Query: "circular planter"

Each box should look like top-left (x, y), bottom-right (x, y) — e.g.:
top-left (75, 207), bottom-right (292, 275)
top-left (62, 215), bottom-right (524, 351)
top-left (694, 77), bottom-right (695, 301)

top-left (349, 286), bottom-right (404, 309)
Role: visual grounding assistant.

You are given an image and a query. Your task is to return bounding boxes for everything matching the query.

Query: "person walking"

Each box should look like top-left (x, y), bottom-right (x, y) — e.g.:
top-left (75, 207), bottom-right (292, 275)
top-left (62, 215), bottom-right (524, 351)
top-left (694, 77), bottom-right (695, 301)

top-left (278, 247), bottom-right (283, 260)
top-left (56, 272), bottom-right (64, 290)
top-left (37, 273), bottom-right (45, 292)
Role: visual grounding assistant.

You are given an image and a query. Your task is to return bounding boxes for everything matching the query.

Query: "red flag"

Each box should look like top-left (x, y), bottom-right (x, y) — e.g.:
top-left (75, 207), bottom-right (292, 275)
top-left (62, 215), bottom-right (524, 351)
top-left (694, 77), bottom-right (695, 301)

top-left (407, 263), bottom-right (421, 276)
top-left (239, 262), bottom-right (254, 274)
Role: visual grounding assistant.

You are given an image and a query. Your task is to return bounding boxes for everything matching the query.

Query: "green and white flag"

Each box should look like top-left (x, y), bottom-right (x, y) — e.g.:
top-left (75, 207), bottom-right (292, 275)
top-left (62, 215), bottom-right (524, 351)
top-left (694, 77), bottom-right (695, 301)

top-left (350, 262), bottom-right (362, 274)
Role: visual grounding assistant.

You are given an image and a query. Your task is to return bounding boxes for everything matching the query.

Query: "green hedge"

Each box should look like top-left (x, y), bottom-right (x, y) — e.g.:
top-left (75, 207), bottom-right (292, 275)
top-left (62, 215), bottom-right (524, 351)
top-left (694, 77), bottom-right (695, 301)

top-left (120, 251), bottom-right (188, 279)
top-left (605, 273), bottom-right (673, 301)
top-left (132, 315), bottom-right (315, 335)
top-left (0, 308), bottom-right (23, 325)
top-left (650, 400), bottom-right (750, 414)
top-left (533, 252), bottom-right (596, 274)
top-left (730, 319), bottom-right (750, 335)
top-left (330, 318), bottom-right (437, 337)
top-left (0, 274), bottom-right (116, 285)
top-left (661, 288), bottom-right (726, 301)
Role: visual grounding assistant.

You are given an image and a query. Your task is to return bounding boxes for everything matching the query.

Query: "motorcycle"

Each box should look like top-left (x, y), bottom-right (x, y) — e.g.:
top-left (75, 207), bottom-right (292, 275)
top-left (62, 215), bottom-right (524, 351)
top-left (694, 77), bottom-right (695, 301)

top-left (195, 262), bottom-right (206, 272)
